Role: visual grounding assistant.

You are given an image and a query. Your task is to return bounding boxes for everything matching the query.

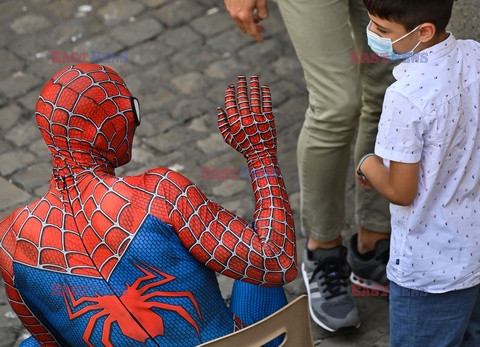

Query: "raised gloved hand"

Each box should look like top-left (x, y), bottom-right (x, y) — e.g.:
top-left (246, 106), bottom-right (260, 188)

top-left (217, 75), bottom-right (277, 160)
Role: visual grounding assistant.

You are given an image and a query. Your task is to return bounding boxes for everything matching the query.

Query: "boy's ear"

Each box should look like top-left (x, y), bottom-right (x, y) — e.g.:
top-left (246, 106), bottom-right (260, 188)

top-left (418, 23), bottom-right (436, 42)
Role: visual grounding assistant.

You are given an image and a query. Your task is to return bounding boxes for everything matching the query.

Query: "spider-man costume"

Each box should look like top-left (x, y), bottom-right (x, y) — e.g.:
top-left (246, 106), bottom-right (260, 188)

top-left (0, 64), bottom-right (297, 346)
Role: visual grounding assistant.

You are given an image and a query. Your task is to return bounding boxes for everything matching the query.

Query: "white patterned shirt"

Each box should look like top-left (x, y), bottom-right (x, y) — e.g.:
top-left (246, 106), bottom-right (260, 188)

top-left (375, 33), bottom-right (480, 293)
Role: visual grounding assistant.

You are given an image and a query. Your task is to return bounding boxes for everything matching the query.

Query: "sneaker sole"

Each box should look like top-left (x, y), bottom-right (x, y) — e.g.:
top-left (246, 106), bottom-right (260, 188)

top-left (350, 272), bottom-right (390, 294)
top-left (301, 263), bottom-right (361, 332)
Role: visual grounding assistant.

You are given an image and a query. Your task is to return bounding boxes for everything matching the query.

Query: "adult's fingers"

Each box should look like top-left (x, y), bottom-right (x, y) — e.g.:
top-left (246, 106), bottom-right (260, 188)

top-left (250, 0), bottom-right (268, 42)
top-left (256, 0), bottom-right (269, 20)
top-left (224, 0), bottom-right (265, 42)
top-left (244, 18), bottom-right (263, 42)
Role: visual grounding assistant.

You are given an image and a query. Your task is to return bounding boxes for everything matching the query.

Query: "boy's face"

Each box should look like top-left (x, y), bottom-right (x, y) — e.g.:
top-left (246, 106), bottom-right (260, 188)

top-left (368, 13), bottom-right (421, 54)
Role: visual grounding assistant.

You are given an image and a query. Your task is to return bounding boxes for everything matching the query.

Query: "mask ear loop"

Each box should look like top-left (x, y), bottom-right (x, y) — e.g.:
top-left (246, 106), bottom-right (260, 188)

top-left (392, 24), bottom-right (421, 44)
top-left (392, 26), bottom-right (422, 59)
top-left (131, 97), bottom-right (141, 126)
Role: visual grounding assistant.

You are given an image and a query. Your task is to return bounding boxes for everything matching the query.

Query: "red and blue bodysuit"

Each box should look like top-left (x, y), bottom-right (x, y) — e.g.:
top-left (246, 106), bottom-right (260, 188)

top-left (0, 64), bottom-right (297, 346)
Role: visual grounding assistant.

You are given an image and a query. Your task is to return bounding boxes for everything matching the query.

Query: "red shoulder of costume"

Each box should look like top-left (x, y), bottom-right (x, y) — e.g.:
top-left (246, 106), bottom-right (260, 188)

top-left (127, 168), bottom-right (195, 201)
top-left (0, 208), bottom-right (25, 278)
top-left (1, 209), bottom-right (59, 346)
top-left (126, 168), bottom-right (196, 222)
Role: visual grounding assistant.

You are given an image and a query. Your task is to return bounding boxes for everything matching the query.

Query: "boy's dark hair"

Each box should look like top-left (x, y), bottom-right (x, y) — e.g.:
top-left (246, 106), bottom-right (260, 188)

top-left (363, 0), bottom-right (454, 33)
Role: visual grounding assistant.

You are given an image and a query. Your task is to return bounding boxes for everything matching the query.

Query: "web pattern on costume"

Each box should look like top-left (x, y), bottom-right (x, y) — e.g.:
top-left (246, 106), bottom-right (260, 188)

top-left (0, 66), bottom-right (296, 346)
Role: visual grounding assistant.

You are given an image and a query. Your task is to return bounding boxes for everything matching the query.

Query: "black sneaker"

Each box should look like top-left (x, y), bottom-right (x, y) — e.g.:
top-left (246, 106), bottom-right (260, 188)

top-left (301, 246), bottom-right (360, 332)
top-left (347, 234), bottom-right (390, 293)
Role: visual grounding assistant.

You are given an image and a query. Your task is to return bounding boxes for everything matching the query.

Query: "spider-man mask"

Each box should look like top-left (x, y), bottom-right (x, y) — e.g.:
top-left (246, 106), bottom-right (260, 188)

top-left (35, 64), bottom-right (140, 176)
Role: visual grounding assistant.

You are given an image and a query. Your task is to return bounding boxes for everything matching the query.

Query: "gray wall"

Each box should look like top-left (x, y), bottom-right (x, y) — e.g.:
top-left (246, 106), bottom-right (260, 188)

top-left (449, 0), bottom-right (480, 40)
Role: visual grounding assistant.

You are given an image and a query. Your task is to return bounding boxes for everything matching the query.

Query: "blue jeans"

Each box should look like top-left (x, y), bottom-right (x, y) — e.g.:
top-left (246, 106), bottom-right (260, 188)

top-left (390, 281), bottom-right (480, 347)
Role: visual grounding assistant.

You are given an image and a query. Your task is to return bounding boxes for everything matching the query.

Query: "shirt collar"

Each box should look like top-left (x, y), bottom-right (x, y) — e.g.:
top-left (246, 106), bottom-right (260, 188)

top-left (393, 32), bottom-right (457, 80)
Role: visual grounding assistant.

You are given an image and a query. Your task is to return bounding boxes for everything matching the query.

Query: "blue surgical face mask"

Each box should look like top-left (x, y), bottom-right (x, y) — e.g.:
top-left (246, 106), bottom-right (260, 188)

top-left (366, 21), bottom-right (421, 60)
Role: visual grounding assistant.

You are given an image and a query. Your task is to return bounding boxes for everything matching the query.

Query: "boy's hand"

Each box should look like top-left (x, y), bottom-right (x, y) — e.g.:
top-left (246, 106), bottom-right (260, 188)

top-left (356, 169), bottom-right (373, 190)
top-left (217, 75), bottom-right (277, 160)
top-left (356, 153), bottom-right (377, 189)
top-left (224, 0), bottom-right (268, 42)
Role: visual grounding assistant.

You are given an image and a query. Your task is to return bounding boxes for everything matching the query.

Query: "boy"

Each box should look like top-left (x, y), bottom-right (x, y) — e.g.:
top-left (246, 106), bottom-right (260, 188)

top-left (356, 0), bottom-right (480, 345)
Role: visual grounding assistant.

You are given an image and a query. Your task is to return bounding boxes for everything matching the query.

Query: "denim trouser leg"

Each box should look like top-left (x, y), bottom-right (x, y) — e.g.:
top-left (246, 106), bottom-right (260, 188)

top-left (389, 282), bottom-right (480, 347)
top-left (462, 287), bottom-right (480, 346)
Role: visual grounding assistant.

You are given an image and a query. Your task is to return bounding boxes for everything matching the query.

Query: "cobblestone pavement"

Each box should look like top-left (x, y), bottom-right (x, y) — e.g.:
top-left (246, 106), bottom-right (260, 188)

top-left (0, 1), bottom-right (478, 346)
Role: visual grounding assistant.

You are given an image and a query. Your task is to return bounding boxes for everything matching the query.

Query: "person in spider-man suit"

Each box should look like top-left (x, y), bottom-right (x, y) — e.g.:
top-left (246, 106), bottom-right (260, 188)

top-left (0, 64), bottom-right (297, 346)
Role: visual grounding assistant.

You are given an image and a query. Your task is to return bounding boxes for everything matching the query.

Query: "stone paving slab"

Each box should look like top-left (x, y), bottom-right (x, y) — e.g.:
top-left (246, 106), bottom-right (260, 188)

top-left (0, 0), bottom-right (479, 346)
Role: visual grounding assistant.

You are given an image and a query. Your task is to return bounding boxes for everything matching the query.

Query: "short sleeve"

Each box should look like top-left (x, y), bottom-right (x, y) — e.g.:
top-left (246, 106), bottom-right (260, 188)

top-left (375, 90), bottom-right (425, 163)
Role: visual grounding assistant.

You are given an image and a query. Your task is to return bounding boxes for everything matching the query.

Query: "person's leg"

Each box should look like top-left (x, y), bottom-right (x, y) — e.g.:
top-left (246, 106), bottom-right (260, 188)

top-left (278, 0), bottom-right (361, 245)
top-left (349, 0), bottom-right (394, 244)
top-left (462, 287), bottom-right (480, 346)
top-left (390, 282), bottom-right (480, 347)
top-left (229, 280), bottom-right (287, 347)
top-left (345, 0), bottom-right (395, 291)
top-left (19, 336), bottom-right (41, 347)
top-left (277, 0), bottom-right (361, 331)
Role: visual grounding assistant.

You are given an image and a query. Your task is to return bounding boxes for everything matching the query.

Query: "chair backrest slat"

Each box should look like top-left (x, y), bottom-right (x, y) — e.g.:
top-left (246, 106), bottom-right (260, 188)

top-left (197, 295), bottom-right (314, 347)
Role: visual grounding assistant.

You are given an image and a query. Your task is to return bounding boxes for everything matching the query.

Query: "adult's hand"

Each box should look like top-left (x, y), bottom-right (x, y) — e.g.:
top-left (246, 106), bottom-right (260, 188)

top-left (224, 0), bottom-right (268, 42)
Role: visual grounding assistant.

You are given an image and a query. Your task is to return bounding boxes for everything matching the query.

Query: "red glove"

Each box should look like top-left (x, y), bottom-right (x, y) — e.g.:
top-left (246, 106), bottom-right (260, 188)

top-left (217, 75), bottom-right (277, 160)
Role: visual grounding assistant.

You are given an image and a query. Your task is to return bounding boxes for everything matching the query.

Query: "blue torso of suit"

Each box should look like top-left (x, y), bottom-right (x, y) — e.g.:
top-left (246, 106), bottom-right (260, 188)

top-left (14, 215), bottom-right (235, 346)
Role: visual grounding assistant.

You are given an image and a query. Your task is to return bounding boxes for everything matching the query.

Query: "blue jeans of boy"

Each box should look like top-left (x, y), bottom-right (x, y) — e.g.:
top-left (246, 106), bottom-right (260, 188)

top-left (390, 281), bottom-right (480, 346)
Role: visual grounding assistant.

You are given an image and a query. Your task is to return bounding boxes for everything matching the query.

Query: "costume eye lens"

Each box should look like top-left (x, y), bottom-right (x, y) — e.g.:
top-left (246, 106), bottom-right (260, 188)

top-left (131, 97), bottom-right (141, 126)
